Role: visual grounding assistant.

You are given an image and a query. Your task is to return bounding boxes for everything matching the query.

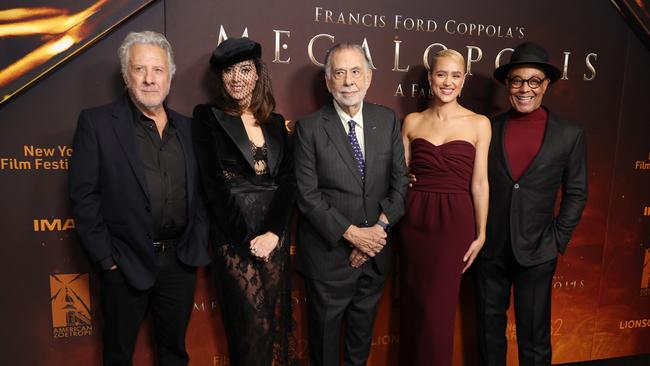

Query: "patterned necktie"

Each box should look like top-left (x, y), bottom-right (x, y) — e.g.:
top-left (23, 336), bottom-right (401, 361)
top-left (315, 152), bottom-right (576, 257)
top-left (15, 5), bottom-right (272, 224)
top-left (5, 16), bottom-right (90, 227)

top-left (347, 120), bottom-right (365, 180)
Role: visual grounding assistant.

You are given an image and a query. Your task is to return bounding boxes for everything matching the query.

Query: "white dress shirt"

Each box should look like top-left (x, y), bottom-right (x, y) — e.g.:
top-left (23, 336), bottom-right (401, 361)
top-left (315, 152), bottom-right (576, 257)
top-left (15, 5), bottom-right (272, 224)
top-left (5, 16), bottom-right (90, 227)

top-left (333, 100), bottom-right (365, 159)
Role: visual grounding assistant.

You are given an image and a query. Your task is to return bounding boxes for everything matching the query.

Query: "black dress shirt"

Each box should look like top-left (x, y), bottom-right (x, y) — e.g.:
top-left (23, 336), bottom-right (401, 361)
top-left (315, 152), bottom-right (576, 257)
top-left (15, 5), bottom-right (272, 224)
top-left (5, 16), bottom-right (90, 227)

top-left (130, 99), bottom-right (187, 241)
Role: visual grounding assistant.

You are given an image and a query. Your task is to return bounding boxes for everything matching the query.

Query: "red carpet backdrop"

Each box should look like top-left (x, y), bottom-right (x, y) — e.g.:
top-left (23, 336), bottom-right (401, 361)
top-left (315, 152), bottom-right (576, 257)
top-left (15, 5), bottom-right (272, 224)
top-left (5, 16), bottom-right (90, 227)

top-left (0, 0), bottom-right (648, 365)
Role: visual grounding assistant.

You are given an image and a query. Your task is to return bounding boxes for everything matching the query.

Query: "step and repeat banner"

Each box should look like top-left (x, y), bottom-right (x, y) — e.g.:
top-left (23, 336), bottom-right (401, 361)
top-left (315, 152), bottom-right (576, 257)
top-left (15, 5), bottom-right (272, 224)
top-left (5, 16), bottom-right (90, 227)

top-left (0, 0), bottom-right (648, 365)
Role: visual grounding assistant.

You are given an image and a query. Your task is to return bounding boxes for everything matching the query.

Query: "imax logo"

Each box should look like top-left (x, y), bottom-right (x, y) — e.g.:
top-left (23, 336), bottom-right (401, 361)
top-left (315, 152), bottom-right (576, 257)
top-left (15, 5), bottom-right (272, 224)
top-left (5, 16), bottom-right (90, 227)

top-left (33, 218), bottom-right (75, 232)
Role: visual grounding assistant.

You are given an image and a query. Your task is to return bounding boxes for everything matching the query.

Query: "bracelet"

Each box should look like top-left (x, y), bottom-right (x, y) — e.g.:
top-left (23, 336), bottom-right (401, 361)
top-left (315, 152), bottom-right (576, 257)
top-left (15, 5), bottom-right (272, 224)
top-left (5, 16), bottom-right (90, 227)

top-left (376, 219), bottom-right (391, 232)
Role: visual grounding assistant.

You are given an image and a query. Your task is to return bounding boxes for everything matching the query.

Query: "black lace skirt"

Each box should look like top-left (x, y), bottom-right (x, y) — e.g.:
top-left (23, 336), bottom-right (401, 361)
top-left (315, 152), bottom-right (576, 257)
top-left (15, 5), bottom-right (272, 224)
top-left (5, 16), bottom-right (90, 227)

top-left (213, 177), bottom-right (296, 366)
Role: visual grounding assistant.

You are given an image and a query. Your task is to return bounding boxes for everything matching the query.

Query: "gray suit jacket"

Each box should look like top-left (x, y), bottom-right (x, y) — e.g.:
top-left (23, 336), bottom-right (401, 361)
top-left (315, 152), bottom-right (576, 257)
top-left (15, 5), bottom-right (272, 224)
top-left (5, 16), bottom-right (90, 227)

top-left (294, 101), bottom-right (408, 281)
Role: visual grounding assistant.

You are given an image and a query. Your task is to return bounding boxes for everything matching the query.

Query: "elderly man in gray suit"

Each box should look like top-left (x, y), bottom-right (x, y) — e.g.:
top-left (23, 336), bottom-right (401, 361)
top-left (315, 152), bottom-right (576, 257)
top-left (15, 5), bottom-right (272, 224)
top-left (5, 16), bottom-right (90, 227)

top-left (294, 43), bottom-right (409, 366)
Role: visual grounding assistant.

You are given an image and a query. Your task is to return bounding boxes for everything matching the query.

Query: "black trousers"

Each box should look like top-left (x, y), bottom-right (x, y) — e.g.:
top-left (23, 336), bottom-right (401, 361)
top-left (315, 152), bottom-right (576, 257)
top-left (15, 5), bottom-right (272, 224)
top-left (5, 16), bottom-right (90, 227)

top-left (474, 244), bottom-right (558, 366)
top-left (99, 249), bottom-right (197, 366)
top-left (304, 264), bottom-right (386, 366)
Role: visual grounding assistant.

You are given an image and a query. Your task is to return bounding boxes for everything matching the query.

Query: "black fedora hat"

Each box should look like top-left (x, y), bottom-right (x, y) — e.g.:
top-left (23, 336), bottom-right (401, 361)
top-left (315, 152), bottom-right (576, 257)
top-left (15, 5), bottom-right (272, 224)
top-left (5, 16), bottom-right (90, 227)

top-left (209, 37), bottom-right (261, 71)
top-left (493, 42), bottom-right (561, 84)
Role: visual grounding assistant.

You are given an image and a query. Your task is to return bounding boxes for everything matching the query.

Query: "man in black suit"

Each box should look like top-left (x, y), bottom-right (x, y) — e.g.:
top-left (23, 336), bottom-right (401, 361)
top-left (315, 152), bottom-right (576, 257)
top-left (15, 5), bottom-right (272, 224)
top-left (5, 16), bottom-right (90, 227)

top-left (294, 43), bottom-right (408, 366)
top-left (475, 42), bottom-right (588, 366)
top-left (69, 31), bottom-right (209, 366)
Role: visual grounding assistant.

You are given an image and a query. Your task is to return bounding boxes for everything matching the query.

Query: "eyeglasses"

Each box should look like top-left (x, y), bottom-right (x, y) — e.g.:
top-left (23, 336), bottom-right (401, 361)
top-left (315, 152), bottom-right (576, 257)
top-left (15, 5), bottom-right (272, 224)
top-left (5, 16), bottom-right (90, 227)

top-left (507, 76), bottom-right (548, 89)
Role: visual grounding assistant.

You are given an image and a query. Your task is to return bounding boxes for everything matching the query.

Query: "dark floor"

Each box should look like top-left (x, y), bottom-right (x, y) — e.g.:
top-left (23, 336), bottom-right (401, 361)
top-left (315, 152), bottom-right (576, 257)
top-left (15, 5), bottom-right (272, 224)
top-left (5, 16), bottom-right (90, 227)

top-left (559, 354), bottom-right (650, 366)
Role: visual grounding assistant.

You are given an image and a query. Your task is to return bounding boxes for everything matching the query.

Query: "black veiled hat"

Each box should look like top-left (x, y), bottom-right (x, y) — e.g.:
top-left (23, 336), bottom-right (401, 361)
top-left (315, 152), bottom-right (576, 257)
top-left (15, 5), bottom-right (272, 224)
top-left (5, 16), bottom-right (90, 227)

top-left (209, 37), bottom-right (261, 71)
top-left (493, 42), bottom-right (561, 84)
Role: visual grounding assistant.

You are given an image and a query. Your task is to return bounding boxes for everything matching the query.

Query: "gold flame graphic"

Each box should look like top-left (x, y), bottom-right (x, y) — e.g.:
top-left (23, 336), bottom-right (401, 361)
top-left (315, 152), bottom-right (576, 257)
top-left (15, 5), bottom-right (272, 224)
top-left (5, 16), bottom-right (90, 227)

top-left (0, 0), bottom-right (151, 104)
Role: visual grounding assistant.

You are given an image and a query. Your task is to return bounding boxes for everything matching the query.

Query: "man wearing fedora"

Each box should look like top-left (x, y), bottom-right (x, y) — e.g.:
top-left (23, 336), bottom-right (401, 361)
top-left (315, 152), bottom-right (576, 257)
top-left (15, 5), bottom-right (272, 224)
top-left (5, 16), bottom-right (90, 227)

top-left (474, 42), bottom-right (588, 365)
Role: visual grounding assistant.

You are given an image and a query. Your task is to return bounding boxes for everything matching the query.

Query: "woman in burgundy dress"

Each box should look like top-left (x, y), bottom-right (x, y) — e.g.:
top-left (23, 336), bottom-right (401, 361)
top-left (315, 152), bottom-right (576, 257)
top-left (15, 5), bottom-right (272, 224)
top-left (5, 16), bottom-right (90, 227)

top-left (397, 49), bottom-right (491, 365)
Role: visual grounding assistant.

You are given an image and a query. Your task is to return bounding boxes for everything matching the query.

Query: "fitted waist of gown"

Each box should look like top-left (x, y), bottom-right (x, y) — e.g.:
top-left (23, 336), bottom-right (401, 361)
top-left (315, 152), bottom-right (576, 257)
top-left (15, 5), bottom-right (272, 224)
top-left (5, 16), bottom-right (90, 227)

top-left (408, 138), bottom-right (476, 194)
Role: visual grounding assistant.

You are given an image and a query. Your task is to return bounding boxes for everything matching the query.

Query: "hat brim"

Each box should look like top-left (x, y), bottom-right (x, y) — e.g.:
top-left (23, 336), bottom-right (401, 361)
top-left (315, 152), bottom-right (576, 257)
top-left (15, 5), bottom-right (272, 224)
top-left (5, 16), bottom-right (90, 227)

top-left (493, 61), bottom-right (561, 85)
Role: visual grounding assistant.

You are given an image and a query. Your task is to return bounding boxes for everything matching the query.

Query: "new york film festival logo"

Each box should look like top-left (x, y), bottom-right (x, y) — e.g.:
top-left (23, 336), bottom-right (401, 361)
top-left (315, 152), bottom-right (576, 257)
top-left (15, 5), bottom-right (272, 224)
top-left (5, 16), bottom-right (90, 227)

top-left (634, 152), bottom-right (650, 171)
top-left (50, 273), bottom-right (93, 338)
top-left (0, 144), bottom-right (71, 172)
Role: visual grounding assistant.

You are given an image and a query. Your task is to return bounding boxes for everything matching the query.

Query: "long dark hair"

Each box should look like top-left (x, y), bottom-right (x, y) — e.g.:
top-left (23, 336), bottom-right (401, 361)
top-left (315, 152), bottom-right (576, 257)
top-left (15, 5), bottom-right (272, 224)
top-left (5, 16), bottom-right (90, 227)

top-left (214, 58), bottom-right (276, 123)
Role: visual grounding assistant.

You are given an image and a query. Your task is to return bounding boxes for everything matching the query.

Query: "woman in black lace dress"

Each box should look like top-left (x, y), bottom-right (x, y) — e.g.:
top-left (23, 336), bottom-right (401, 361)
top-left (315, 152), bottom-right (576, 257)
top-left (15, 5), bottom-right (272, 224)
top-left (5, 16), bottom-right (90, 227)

top-left (192, 37), bottom-right (295, 366)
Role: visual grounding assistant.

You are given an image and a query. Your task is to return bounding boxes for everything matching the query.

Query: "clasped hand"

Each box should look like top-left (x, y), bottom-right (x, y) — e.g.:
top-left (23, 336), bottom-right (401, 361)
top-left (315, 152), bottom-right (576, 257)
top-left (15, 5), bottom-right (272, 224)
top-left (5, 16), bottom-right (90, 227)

top-left (343, 224), bottom-right (386, 257)
top-left (250, 231), bottom-right (279, 262)
top-left (349, 248), bottom-right (369, 268)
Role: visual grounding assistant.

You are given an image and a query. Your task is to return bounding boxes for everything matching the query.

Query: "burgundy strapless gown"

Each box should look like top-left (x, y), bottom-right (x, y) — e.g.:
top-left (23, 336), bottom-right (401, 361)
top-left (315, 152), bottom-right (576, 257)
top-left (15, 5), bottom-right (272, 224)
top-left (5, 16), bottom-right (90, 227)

top-left (397, 138), bottom-right (476, 366)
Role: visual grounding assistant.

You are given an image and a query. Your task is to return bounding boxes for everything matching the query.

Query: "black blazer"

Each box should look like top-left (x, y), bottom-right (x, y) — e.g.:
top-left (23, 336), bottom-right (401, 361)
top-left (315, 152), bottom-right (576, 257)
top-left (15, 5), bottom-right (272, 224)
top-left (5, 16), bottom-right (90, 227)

top-left (69, 95), bottom-right (210, 290)
top-left (192, 105), bottom-right (295, 249)
top-left (294, 102), bottom-right (409, 281)
top-left (481, 109), bottom-right (588, 266)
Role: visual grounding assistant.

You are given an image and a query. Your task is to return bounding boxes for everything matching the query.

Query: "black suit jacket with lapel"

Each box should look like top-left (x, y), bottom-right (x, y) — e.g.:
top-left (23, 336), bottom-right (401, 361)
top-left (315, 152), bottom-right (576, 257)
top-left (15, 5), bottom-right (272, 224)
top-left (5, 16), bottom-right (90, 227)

top-left (482, 109), bottom-right (588, 266)
top-left (294, 101), bottom-right (409, 281)
top-left (69, 95), bottom-right (210, 290)
top-left (191, 105), bottom-right (295, 252)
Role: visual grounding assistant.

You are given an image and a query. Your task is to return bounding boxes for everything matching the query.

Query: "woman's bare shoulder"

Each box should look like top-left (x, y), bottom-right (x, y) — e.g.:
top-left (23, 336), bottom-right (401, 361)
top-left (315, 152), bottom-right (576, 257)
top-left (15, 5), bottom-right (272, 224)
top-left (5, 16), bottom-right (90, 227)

top-left (458, 107), bottom-right (489, 126)
top-left (402, 111), bottom-right (427, 132)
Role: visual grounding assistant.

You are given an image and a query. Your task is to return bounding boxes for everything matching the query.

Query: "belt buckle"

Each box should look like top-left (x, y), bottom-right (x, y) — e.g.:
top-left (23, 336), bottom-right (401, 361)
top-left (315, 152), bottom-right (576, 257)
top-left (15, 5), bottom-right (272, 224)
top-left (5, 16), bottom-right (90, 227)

top-left (153, 240), bottom-right (169, 254)
top-left (154, 238), bottom-right (178, 254)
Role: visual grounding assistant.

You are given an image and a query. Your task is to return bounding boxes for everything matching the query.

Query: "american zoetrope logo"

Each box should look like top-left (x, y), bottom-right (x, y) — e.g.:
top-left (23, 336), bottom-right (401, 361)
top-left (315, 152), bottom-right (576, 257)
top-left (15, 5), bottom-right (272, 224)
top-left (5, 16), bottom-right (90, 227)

top-left (50, 273), bottom-right (93, 338)
top-left (641, 248), bottom-right (650, 297)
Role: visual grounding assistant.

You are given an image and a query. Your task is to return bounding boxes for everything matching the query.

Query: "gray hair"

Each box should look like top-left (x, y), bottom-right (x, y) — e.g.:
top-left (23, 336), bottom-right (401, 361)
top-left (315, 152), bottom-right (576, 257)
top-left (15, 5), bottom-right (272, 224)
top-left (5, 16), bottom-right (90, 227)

top-left (118, 31), bottom-right (176, 79)
top-left (324, 43), bottom-right (372, 77)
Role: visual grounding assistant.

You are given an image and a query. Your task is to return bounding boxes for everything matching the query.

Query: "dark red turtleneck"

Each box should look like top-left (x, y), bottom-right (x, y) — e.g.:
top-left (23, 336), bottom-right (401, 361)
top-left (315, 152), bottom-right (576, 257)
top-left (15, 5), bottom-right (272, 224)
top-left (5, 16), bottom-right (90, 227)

top-left (504, 107), bottom-right (548, 181)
